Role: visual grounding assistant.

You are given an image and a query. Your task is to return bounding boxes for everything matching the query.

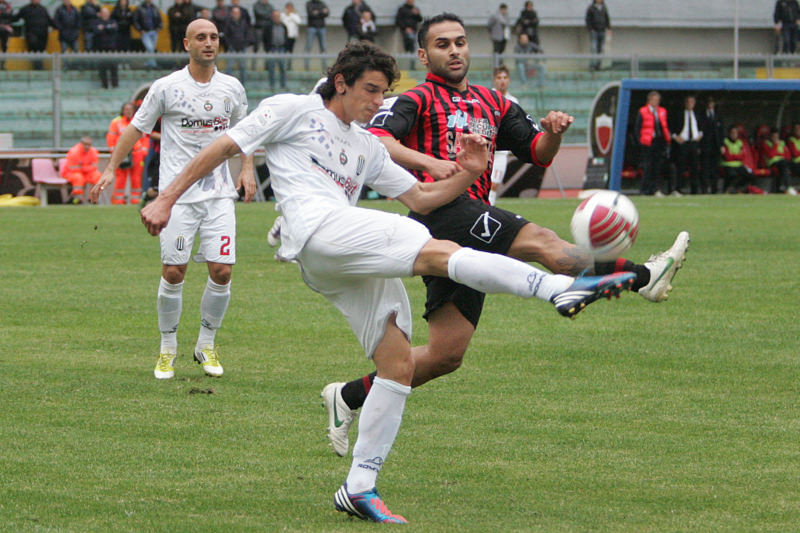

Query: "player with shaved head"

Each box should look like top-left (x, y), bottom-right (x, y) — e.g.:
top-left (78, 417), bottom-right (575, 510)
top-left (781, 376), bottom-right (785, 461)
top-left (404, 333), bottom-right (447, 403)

top-left (91, 18), bottom-right (256, 380)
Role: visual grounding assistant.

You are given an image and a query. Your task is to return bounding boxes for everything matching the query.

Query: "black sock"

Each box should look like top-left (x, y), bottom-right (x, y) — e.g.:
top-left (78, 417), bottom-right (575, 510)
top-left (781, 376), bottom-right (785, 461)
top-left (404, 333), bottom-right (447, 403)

top-left (340, 371), bottom-right (376, 411)
top-left (595, 259), bottom-right (650, 292)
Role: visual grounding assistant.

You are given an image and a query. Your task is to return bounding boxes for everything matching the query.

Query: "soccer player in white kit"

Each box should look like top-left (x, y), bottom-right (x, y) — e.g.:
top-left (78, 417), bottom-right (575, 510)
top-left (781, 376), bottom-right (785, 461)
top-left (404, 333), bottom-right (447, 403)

top-left (489, 65), bottom-right (518, 205)
top-left (140, 42), bottom-right (635, 523)
top-left (91, 19), bottom-right (256, 380)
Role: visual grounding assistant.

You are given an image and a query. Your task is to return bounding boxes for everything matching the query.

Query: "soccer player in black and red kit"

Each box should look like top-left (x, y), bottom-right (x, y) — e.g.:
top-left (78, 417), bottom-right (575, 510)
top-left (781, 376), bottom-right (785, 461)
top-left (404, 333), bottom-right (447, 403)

top-left (321, 13), bottom-right (690, 457)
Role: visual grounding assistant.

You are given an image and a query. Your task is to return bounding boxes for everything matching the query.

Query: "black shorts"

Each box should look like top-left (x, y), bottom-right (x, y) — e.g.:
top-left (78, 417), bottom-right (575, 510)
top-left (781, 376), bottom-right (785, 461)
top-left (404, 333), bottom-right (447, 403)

top-left (409, 194), bottom-right (530, 328)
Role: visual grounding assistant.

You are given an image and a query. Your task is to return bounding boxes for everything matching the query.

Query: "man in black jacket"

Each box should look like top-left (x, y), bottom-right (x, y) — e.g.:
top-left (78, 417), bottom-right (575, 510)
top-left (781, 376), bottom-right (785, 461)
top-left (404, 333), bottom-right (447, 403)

top-left (13, 0), bottom-right (53, 69)
top-left (94, 7), bottom-right (118, 88)
top-left (699, 96), bottom-right (723, 193)
top-left (80, 0), bottom-right (100, 50)
top-left (54, 0), bottom-right (80, 52)
top-left (774, 0), bottom-right (800, 53)
top-left (585, 0), bottom-right (610, 70)
top-left (395, 0), bottom-right (421, 53)
top-left (304, 0), bottom-right (328, 69)
top-left (342, 0), bottom-right (371, 41)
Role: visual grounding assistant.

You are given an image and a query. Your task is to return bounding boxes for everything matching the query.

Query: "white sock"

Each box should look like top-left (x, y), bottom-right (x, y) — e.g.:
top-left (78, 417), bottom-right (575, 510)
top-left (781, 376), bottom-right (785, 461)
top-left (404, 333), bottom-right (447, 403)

top-left (447, 247), bottom-right (573, 302)
top-left (196, 277), bottom-right (230, 349)
top-left (346, 377), bottom-right (411, 494)
top-left (488, 190), bottom-right (497, 206)
top-left (157, 277), bottom-right (183, 353)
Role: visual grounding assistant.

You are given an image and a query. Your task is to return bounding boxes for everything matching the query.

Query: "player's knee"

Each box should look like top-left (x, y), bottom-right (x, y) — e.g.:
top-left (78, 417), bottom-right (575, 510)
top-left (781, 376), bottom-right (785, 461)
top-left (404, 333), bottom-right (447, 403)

top-left (413, 239), bottom-right (461, 277)
top-left (208, 263), bottom-right (232, 284)
top-left (162, 265), bottom-right (186, 284)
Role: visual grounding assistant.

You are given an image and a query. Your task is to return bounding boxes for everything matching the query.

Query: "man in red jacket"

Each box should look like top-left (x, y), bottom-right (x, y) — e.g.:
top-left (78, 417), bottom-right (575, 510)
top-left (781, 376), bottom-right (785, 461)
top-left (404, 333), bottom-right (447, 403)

top-left (634, 90), bottom-right (671, 196)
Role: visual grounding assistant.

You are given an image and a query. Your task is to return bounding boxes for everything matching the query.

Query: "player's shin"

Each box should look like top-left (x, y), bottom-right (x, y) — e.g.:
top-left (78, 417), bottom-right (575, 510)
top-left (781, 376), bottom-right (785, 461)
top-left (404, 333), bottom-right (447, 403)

top-left (346, 377), bottom-right (410, 493)
top-left (446, 247), bottom-right (573, 301)
top-left (158, 277), bottom-right (184, 353)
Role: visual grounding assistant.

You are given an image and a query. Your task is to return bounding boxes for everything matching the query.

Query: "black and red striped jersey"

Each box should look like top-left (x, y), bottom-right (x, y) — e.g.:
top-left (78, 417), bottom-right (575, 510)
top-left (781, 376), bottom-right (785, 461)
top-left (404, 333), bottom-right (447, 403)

top-left (368, 72), bottom-right (549, 204)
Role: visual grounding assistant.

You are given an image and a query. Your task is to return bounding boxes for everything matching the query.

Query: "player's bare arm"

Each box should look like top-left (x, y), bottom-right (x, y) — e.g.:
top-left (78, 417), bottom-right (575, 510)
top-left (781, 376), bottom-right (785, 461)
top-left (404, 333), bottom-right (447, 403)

top-left (89, 124), bottom-right (145, 203)
top-left (535, 111), bottom-right (574, 165)
top-left (141, 134), bottom-right (241, 235)
top-left (396, 133), bottom-right (488, 214)
top-left (236, 153), bottom-right (257, 202)
top-left (378, 135), bottom-right (461, 180)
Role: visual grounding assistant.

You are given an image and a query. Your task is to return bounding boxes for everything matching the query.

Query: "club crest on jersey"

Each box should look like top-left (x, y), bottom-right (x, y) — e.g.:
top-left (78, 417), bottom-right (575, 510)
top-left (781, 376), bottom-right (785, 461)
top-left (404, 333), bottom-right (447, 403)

top-left (356, 154), bottom-right (366, 176)
top-left (204, 101), bottom-right (213, 111)
top-left (224, 97), bottom-right (232, 113)
top-left (339, 149), bottom-right (348, 165)
top-left (175, 235), bottom-right (185, 251)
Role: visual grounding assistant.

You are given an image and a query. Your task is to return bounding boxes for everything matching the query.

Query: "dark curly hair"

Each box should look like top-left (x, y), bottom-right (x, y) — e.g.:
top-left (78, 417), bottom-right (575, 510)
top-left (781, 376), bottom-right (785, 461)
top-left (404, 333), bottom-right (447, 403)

top-left (316, 41), bottom-right (400, 100)
top-left (417, 13), bottom-right (464, 49)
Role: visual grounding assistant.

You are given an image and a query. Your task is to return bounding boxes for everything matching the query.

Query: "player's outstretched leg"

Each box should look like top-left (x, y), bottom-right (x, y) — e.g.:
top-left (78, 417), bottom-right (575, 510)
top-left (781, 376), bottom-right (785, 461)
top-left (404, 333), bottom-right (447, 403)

top-left (321, 382), bottom-right (357, 457)
top-left (334, 483), bottom-right (408, 524)
top-left (639, 231), bottom-right (690, 302)
top-left (551, 272), bottom-right (637, 319)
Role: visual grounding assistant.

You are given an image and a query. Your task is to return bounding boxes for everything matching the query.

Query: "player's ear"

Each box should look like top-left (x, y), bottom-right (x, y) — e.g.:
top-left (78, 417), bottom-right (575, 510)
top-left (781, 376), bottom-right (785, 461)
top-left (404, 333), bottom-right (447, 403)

top-left (334, 73), bottom-right (347, 95)
top-left (183, 38), bottom-right (189, 52)
top-left (417, 47), bottom-right (428, 66)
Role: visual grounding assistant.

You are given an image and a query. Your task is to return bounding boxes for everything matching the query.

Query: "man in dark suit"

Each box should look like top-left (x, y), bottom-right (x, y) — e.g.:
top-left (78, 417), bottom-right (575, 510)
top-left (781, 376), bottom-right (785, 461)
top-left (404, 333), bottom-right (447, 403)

top-left (699, 96), bottom-right (724, 193)
top-left (670, 95), bottom-right (703, 195)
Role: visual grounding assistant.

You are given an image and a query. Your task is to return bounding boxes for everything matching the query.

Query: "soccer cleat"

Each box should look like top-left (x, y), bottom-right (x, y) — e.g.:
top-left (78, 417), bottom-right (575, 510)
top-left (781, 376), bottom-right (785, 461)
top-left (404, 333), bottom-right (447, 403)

top-left (321, 382), bottom-right (356, 457)
top-left (154, 352), bottom-right (177, 380)
top-left (639, 231), bottom-right (690, 303)
top-left (194, 345), bottom-right (224, 377)
top-left (551, 272), bottom-right (636, 319)
top-left (334, 484), bottom-right (408, 524)
top-left (267, 216), bottom-right (283, 247)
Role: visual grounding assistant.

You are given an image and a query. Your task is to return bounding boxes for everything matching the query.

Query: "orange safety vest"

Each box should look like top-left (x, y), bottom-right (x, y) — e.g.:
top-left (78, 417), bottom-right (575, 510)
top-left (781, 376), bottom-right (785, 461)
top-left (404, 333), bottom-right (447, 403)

top-left (62, 142), bottom-right (99, 177)
top-left (107, 115), bottom-right (150, 154)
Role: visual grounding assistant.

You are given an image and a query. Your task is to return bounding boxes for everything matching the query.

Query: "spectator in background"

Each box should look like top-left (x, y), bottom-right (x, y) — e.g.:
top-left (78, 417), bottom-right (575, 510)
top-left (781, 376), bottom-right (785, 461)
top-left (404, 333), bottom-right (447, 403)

top-left (265, 8), bottom-right (287, 90)
top-left (224, 6), bottom-right (252, 84)
top-left (514, 0), bottom-right (539, 48)
top-left (720, 126), bottom-right (751, 193)
top-left (13, 0), bottom-right (54, 69)
top-left (304, 0), bottom-right (328, 69)
top-left (112, 0), bottom-right (135, 51)
top-left (787, 123), bottom-right (800, 188)
top-left (395, 0), bottom-right (421, 54)
top-left (107, 102), bottom-right (149, 204)
top-left (62, 136), bottom-right (101, 203)
top-left (670, 95), bottom-right (702, 195)
top-left (774, 0), bottom-right (800, 54)
top-left (230, 0), bottom-right (251, 25)
top-left (280, 2), bottom-right (299, 52)
top-left (360, 10), bottom-right (376, 42)
top-left (134, 0), bottom-right (163, 68)
top-left (700, 96), bottom-right (723, 193)
top-left (80, 0), bottom-right (100, 50)
top-left (762, 128), bottom-right (793, 193)
top-left (585, 0), bottom-right (610, 71)
top-left (513, 32), bottom-right (543, 86)
top-left (342, 0), bottom-right (371, 42)
top-left (199, 7), bottom-right (211, 19)
top-left (252, 0), bottom-right (274, 55)
top-left (0, 0), bottom-right (13, 62)
top-left (54, 0), bottom-right (80, 53)
top-left (489, 65), bottom-right (518, 206)
top-left (635, 90), bottom-right (670, 196)
top-left (211, 0), bottom-right (229, 47)
top-left (94, 7), bottom-right (119, 88)
top-left (168, 0), bottom-right (194, 52)
top-left (487, 3), bottom-right (510, 60)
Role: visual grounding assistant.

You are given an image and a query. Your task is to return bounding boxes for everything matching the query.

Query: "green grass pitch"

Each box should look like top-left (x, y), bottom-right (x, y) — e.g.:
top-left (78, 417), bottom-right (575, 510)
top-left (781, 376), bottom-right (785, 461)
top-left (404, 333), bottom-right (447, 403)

top-left (1, 195), bottom-right (798, 532)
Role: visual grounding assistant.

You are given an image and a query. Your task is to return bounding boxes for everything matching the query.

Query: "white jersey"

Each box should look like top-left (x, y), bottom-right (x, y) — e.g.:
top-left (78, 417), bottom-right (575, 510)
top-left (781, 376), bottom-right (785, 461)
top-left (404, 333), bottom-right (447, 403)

top-left (227, 93), bottom-right (418, 260)
top-left (492, 90), bottom-right (519, 181)
top-left (131, 66), bottom-right (248, 204)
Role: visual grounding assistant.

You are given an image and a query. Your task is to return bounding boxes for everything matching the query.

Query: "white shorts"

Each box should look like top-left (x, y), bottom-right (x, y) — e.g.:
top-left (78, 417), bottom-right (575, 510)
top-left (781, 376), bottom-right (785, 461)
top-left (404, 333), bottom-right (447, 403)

top-left (491, 151), bottom-right (509, 185)
top-left (297, 206), bottom-right (432, 358)
top-left (160, 198), bottom-right (236, 265)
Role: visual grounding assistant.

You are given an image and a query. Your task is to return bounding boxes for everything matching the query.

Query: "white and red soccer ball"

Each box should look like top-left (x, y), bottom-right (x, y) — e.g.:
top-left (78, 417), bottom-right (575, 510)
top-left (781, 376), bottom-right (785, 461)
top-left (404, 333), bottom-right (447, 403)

top-left (570, 190), bottom-right (639, 261)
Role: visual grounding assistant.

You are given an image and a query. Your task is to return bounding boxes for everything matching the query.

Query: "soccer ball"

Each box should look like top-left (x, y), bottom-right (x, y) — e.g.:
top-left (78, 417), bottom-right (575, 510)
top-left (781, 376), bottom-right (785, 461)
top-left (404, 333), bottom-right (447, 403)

top-left (570, 190), bottom-right (639, 261)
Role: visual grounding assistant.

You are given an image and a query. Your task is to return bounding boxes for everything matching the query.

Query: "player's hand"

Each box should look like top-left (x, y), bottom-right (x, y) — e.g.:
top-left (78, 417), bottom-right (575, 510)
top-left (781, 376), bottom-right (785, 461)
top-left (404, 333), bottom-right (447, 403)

top-left (455, 132), bottom-right (489, 174)
top-left (140, 196), bottom-right (172, 236)
top-left (237, 169), bottom-right (257, 203)
top-left (540, 111), bottom-right (574, 136)
top-left (89, 166), bottom-right (115, 204)
top-left (424, 157), bottom-right (461, 181)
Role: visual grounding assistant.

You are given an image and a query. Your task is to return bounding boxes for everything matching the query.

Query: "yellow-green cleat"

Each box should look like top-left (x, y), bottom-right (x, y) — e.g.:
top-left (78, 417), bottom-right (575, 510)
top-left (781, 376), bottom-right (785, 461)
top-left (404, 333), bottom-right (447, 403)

top-left (154, 352), bottom-right (177, 380)
top-left (194, 345), bottom-right (224, 377)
